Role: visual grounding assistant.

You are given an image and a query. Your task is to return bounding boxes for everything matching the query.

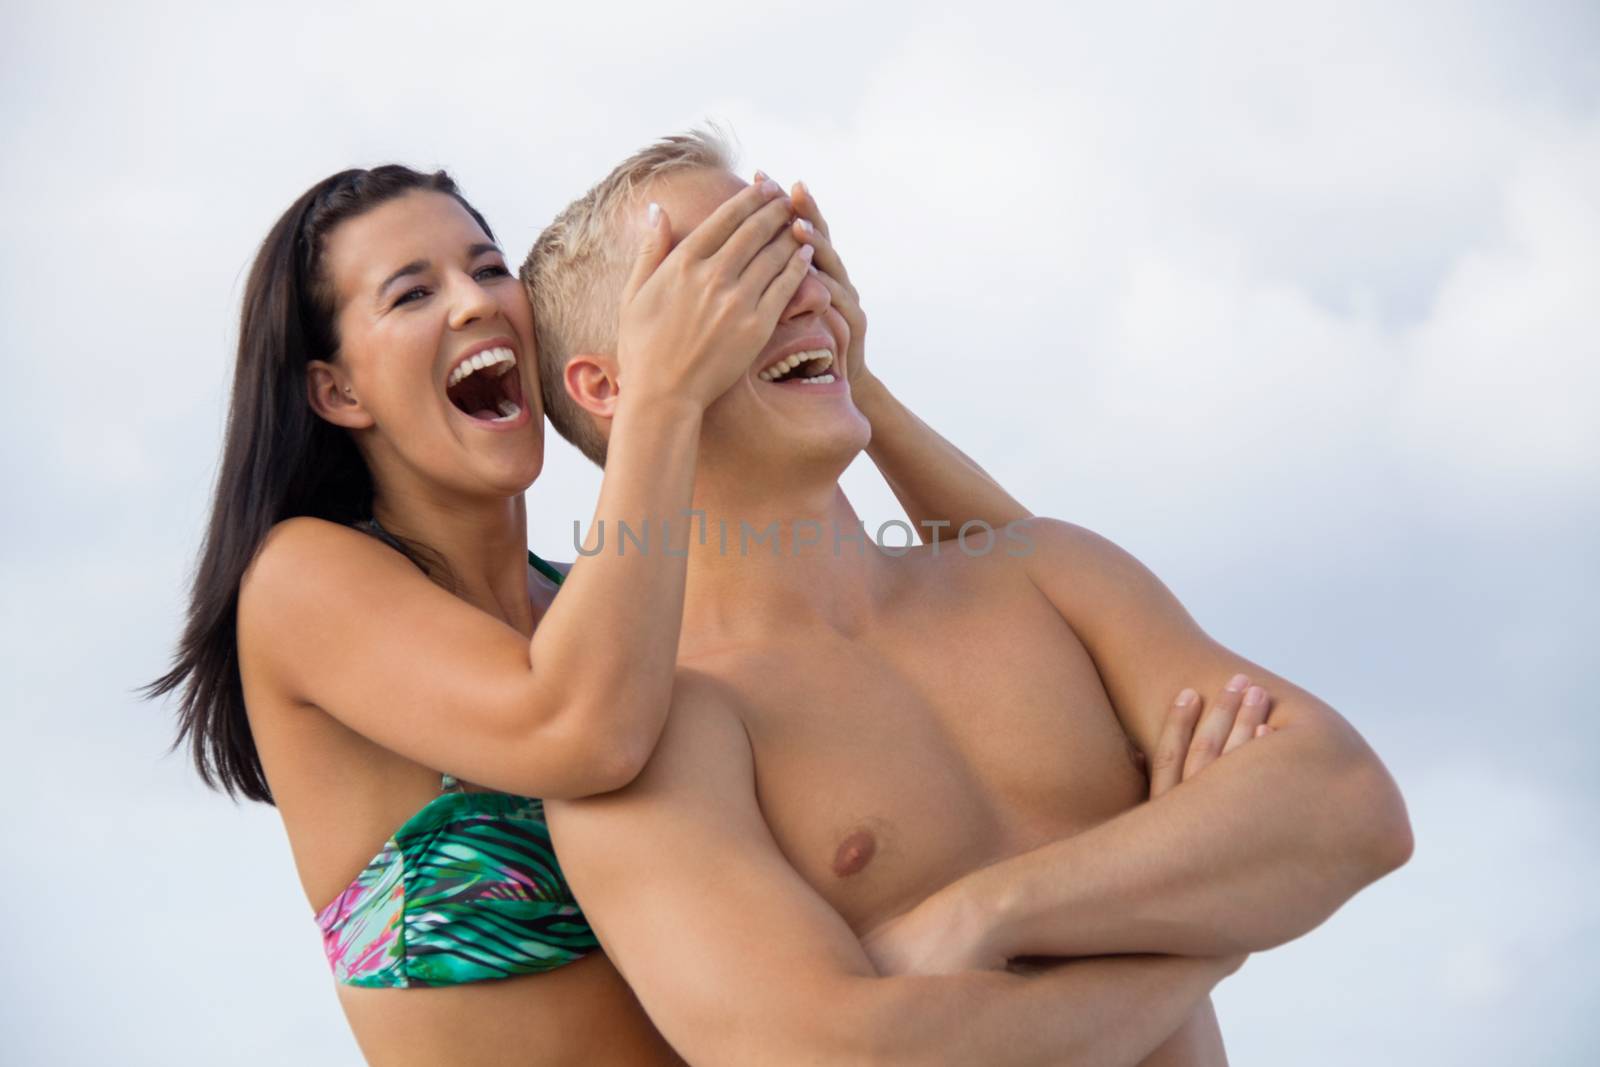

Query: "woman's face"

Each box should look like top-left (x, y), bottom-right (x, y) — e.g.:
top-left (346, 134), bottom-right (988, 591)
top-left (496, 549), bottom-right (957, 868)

top-left (315, 190), bottom-right (543, 501)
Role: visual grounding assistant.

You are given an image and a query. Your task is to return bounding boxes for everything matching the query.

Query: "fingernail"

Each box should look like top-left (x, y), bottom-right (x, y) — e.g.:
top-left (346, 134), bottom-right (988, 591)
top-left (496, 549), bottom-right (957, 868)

top-left (1226, 673), bottom-right (1249, 693)
top-left (760, 179), bottom-right (782, 196)
top-left (753, 169), bottom-right (767, 183)
top-left (647, 202), bottom-right (660, 226)
top-left (1176, 688), bottom-right (1197, 707)
top-left (1254, 724), bottom-right (1270, 738)
top-left (1244, 685), bottom-right (1265, 706)
top-left (795, 179), bottom-right (809, 198)
top-left (799, 244), bottom-right (815, 262)
top-left (797, 218), bottom-right (814, 234)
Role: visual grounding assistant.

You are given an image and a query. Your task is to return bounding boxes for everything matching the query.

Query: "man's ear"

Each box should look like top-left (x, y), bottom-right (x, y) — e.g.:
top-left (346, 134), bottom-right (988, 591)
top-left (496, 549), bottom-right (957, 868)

top-left (564, 353), bottom-right (623, 421)
top-left (306, 360), bottom-right (376, 430)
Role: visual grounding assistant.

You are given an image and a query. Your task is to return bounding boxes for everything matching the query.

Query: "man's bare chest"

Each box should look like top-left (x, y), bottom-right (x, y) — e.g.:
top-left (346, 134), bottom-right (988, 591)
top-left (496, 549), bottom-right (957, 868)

top-left (710, 585), bottom-right (1149, 932)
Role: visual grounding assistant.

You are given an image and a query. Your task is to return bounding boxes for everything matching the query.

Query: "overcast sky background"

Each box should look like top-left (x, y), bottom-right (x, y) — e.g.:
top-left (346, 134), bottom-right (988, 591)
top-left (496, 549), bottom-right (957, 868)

top-left (3, 1), bottom-right (1596, 1063)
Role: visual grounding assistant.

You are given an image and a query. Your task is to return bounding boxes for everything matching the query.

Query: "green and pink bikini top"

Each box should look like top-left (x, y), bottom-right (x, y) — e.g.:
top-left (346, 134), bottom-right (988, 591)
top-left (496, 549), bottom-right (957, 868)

top-left (314, 542), bottom-right (599, 988)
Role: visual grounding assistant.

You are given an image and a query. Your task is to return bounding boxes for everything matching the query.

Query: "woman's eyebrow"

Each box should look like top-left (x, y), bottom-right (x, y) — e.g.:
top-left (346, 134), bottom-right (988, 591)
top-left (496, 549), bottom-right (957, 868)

top-left (376, 245), bottom-right (502, 300)
top-left (377, 259), bottom-right (428, 300)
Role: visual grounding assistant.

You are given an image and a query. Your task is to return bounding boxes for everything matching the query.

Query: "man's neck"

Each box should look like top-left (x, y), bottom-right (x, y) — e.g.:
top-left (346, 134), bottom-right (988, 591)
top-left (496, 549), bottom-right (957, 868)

top-left (679, 473), bottom-right (882, 658)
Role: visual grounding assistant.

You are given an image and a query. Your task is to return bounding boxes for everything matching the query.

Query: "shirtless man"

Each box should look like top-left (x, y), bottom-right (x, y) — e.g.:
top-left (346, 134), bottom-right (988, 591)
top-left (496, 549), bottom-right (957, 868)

top-left (521, 132), bottom-right (1413, 1065)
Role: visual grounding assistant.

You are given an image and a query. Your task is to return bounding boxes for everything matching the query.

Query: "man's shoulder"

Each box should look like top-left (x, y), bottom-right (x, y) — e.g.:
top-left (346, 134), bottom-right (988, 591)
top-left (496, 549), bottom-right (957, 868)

top-left (551, 668), bottom-right (756, 824)
top-left (668, 665), bottom-right (746, 720)
top-left (894, 515), bottom-right (1110, 588)
top-left (1002, 516), bottom-right (1148, 588)
top-left (1009, 515), bottom-right (1114, 558)
top-left (949, 516), bottom-right (1163, 633)
top-left (1008, 517), bottom-right (1195, 660)
top-left (635, 667), bottom-right (756, 782)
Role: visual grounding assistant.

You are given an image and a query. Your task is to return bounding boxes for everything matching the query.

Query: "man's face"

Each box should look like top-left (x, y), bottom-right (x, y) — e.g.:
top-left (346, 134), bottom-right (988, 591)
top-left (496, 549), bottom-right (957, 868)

top-left (639, 167), bottom-right (871, 485)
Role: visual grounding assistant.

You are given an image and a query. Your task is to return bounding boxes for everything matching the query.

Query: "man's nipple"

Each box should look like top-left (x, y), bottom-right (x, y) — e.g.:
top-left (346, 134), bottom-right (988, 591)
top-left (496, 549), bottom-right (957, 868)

top-left (831, 829), bottom-right (877, 878)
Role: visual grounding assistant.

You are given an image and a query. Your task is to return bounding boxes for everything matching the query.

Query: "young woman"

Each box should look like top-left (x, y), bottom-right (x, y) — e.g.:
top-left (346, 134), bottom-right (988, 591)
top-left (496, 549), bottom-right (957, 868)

top-left (147, 162), bottom-right (1030, 1064)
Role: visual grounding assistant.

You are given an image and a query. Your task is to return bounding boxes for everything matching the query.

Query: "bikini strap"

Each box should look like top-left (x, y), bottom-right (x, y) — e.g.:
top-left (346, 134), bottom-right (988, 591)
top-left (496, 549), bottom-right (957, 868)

top-left (528, 550), bottom-right (565, 587)
top-left (356, 517), bottom-right (409, 557)
top-left (360, 519), bottom-right (561, 588)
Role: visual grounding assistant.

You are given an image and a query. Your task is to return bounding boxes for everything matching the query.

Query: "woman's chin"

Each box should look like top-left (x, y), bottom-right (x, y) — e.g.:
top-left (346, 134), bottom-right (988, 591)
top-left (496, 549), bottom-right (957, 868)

top-left (455, 409), bottom-right (544, 478)
top-left (487, 450), bottom-right (545, 496)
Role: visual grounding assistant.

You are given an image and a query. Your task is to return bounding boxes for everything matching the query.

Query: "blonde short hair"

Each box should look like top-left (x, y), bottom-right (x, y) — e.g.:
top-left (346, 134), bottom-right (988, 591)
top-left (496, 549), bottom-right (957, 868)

top-left (521, 127), bottom-right (736, 467)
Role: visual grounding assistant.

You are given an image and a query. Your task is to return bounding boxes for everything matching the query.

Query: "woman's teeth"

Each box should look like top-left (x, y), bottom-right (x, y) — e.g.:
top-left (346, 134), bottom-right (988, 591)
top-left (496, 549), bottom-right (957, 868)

top-left (448, 346), bottom-right (516, 388)
top-left (488, 400), bottom-right (521, 422)
top-left (758, 348), bottom-right (834, 383)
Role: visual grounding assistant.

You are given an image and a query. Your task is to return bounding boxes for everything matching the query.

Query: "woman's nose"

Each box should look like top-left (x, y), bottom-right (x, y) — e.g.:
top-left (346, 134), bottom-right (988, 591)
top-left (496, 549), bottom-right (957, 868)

top-left (448, 272), bottom-right (498, 330)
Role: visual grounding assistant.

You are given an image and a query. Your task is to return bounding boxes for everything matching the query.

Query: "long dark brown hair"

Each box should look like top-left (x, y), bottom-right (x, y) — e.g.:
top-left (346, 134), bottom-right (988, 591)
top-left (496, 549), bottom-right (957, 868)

top-left (144, 165), bottom-right (496, 803)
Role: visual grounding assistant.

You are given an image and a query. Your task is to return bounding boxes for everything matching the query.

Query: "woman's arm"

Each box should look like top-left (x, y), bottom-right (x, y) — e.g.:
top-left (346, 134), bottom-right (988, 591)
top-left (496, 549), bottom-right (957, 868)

top-left (785, 180), bottom-right (1030, 541)
top-left (854, 375), bottom-right (1030, 539)
top-left (525, 178), bottom-right (828, 793)
top-left (241, 181), bottom-right (815, 799)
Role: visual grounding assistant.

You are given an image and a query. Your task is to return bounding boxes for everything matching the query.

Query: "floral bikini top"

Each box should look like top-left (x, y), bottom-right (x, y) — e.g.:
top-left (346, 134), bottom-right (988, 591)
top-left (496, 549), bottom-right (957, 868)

top-left (314, 544), bottom-right (599, 988)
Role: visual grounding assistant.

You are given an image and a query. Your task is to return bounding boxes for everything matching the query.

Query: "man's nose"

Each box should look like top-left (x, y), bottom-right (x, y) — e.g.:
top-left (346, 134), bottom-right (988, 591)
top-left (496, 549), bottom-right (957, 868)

top-left (779, 267), bottom-right (832, 323)
top-left (447, 270), bottom-right (498, 330)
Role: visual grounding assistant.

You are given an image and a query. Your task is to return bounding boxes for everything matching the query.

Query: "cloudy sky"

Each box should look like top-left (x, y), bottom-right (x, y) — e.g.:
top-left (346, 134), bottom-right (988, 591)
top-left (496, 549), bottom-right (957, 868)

top-left (3, 1), bottom-right (1596, 1063)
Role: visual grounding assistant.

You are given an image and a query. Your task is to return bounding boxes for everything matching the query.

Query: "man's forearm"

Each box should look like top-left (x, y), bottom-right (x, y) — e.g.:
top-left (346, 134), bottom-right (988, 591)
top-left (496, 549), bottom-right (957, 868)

top-left (967, 719), bottom-right (1412, 960)
top-left (853, 374), bottom-right (1030, 540)
top-left (829, 954), bottom-right (1236, 1067)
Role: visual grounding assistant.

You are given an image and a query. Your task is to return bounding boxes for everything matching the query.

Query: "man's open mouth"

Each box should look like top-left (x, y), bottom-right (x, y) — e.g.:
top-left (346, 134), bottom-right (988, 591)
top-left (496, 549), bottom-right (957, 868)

top-left (757, 348), bottom-right (836, 385)
top-left (445, 347), bottom-right (525, 422)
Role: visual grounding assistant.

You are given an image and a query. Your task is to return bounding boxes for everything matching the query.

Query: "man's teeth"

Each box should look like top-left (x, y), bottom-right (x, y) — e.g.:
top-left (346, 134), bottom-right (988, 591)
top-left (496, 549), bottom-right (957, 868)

top-left (448, 346), bottom-right (517, 388)
top-left (758, 348), bottom-right (834, 382)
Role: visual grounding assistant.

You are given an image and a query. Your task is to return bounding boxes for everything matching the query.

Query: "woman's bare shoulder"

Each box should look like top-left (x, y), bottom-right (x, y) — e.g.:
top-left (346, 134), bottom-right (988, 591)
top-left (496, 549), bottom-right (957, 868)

top-left (239, 517), bottom-right (420, 636)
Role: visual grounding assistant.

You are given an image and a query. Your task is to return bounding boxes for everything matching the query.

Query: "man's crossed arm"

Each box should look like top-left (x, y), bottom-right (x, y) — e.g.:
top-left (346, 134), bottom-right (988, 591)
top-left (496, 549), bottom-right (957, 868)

top-left (548, 671), bottom-right (1241, 1067)
top-left (869, 518), bottom-right (1414, 972)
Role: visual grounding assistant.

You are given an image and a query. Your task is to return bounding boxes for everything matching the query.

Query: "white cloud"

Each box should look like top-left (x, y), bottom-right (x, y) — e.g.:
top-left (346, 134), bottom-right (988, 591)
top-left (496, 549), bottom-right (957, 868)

top-left (1218, 760), bottom-right (1600, 1065)
top-left (4, 0), bottom-right (1597, 1063)
top-left (1399, 125), bottom-right (1600, 492)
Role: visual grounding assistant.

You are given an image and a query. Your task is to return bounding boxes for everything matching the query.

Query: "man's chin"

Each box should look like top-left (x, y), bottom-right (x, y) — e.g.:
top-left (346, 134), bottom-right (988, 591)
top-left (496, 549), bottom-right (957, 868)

top-left (791, 419), bottom-right (873, 474)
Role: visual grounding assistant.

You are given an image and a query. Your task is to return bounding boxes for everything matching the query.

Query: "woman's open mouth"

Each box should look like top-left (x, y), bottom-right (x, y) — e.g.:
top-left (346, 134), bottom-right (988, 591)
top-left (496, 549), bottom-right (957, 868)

top-left (445, 346), bottom-right (525, 423)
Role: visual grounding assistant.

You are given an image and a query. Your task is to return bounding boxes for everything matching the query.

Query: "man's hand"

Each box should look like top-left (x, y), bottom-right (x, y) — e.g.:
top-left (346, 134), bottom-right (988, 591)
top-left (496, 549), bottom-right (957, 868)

top-left (1149, 676), bottom-right (1276, 800)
